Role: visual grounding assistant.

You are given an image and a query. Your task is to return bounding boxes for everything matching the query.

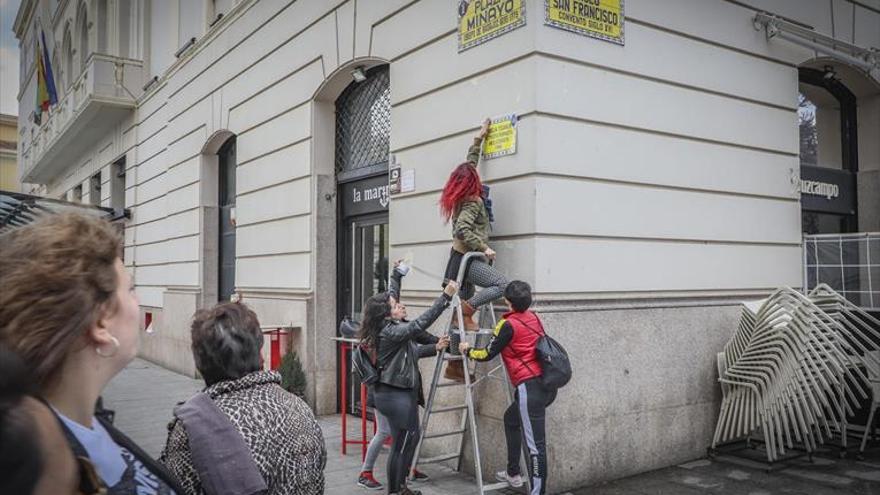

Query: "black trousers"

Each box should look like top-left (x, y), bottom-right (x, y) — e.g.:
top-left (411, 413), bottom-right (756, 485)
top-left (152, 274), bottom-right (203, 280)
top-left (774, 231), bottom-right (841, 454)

top-left (374, 384), bottom-right (420, 494)
top-left (504, 378), bottom-right (557, 495)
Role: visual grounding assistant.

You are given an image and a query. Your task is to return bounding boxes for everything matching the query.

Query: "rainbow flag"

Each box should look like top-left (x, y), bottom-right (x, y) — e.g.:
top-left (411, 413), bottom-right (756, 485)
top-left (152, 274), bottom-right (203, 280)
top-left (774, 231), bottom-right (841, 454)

top-left (35, 29), bottom-right (58, 117)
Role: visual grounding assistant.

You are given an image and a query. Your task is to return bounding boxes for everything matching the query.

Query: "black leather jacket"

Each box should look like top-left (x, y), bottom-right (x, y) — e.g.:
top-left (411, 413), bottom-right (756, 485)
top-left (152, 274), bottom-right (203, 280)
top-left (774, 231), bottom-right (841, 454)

top-left (376, 293), bottom-right (450, 390)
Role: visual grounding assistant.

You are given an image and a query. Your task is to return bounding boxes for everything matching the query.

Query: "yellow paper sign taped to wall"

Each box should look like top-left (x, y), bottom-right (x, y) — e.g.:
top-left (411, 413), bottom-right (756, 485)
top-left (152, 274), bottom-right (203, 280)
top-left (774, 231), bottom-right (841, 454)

top-left (545, 0), bottom-right (625, 45)
top-left (458, 0), bottom-right (527, 52)
top-left (482, 114), bottom-right (518, 160)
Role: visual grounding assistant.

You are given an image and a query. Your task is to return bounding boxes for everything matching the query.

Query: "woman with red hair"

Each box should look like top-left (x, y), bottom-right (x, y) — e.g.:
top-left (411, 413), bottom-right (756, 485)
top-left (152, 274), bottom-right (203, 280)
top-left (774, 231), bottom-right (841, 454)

top-left (440, 118), bottom-right (509, 381)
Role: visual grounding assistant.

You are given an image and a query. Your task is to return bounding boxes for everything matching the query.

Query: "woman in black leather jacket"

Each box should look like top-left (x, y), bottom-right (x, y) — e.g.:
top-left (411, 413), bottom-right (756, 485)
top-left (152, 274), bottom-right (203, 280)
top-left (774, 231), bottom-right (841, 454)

top-left (359, 281), bottom-right (458, 495)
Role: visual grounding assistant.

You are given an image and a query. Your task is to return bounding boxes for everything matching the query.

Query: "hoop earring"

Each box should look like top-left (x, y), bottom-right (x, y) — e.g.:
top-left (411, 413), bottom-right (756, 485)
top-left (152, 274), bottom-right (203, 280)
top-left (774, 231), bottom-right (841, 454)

top-left (95, 336), bottom-right (120, 358)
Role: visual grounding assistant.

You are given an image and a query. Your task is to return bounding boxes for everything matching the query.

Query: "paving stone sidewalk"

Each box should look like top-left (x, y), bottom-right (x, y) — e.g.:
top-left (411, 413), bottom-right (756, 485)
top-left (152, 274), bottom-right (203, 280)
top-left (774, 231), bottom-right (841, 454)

top-left (104, 359), bottom-right (880, 495)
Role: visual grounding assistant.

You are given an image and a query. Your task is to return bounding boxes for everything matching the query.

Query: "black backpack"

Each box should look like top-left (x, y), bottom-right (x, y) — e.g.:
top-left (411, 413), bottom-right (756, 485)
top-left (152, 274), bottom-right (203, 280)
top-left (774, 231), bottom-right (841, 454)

top-left (341, 318), bottom-right (381, 385)
top-left (352, 344), bottom-right (381, 386)
top-left (509, 314), bottom-right (572, 389)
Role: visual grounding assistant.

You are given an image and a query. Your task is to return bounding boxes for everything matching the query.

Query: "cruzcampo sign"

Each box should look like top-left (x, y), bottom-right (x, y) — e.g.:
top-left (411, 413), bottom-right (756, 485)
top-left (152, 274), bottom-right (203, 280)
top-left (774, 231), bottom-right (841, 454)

top-left (796, 165), bottom-right (856, 216)
top-left (458, 0), bottom-right (527, 52)
top-left (545, 0), bottom-right (625, 45)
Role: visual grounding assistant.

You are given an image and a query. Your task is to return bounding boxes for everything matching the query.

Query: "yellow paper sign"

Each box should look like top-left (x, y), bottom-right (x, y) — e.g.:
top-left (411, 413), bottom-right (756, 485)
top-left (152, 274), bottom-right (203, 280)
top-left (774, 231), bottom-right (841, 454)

top-left (458, 0), bottom-right (527, 52)
top-left (483, 115), bottom-right (518, 160)
top-left (545, 0), bottom-right (625, 45)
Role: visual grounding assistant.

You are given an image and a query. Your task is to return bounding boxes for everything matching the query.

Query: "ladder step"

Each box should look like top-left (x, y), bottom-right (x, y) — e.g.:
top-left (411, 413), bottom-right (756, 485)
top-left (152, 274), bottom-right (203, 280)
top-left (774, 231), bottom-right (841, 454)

top-left (418, 452), bottom-right (460, 465)
top-left (431, 404), bottom-right (468, 414)
top-left (425, 428), bottom-right (466, 439)
top-left (437, 381), bottom-right (466, 388)
top-left (443, 354), bottom-right (464, 361)
top-left (482, 481), bottom-right (512, 492)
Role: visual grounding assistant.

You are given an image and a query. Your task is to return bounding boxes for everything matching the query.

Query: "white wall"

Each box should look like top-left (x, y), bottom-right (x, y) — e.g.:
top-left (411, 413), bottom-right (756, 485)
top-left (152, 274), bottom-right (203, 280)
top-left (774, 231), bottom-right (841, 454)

top-left (16, 0), bottom-right (880, 304)
top-left (177, 0), bottom-right (205, 51)
top-left (120, 0), bottom-right (872, 302)
top-left (148, 0), bottom-right (178, 79)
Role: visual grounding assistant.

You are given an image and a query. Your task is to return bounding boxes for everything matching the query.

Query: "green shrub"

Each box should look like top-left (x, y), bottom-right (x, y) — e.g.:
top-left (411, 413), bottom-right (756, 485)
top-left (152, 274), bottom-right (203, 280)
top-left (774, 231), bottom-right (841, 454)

top-left (278, 351), bottom-right (307, 398)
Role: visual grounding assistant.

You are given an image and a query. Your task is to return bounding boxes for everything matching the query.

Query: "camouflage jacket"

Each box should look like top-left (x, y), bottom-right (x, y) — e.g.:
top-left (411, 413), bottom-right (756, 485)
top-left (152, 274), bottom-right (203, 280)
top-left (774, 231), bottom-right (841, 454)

top-left (452, 138), bottom-right (491, 253)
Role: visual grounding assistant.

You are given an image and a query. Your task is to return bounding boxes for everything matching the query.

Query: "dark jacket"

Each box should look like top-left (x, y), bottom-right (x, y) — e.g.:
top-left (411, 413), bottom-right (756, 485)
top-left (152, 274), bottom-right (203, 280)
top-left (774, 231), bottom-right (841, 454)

top-left (365, 267), bottom-right (440, 407)
top-left (376, 294), bottom-right (450, 391)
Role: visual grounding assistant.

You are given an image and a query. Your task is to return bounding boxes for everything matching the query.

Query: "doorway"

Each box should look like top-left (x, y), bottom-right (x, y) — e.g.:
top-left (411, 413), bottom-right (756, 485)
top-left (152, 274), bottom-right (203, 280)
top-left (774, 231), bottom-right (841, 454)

top-left (334, 65), bottom-right (391, 415)
top-left (798, 66), bottom-right (858, 234)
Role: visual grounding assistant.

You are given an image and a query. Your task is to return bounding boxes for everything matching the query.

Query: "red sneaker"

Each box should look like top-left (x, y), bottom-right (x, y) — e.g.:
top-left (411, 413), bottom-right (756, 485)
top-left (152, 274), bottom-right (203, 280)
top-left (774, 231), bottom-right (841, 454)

top-left (357, 471), bottom-right (383, 490)
top-left (410, 469), bottom-right (430, 482)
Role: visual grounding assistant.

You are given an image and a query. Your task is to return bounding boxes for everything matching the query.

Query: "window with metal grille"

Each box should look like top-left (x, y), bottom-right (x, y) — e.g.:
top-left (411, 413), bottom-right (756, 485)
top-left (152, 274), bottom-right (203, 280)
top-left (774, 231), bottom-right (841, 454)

top-left (335, 66), bottom-right (391, 177)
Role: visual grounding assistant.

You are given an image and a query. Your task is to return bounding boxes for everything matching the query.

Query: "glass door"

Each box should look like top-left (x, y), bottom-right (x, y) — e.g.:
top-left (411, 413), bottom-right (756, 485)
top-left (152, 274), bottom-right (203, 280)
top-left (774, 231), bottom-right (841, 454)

top-left (347, 216), bottom-right (390, 322)
top-left (340, 213), bottom-right (388, 415)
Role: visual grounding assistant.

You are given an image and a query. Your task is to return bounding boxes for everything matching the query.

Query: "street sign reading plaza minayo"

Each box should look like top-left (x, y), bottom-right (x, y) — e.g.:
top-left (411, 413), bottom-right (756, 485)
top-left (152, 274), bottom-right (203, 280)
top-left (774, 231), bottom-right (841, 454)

top-left (458, 0), bottom-right (527, 51)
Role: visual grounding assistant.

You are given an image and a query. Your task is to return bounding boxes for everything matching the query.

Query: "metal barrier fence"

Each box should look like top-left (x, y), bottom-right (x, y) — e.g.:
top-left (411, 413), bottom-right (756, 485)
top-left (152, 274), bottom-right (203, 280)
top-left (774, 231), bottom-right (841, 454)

top-left (803, 232), bottom-right (880, 310)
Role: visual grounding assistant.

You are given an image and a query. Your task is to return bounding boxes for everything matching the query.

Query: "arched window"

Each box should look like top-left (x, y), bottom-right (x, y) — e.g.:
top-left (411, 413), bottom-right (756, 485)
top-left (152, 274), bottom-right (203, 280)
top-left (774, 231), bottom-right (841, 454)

top-left (117, 0), bottom-right (131, 58)
top-left (78, 6), bottom-right (89, 71)
top-left (96, 0), bottom-right (108, 53)
top-left (63, 26), bottom-right (73, 89)
top-left (334, 65), bottom-right (391, 179)
top-left (51, 49), bottom-right (60, 95)
top-left (217, 136), bottom-right (237, 302)
top-left (20, 35), bottom-right (28, 83)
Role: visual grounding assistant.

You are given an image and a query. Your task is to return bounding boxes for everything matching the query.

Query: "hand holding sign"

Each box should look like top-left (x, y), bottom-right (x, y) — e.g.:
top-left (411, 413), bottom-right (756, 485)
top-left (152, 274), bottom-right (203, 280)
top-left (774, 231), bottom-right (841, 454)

top-left (478, 118), bottom-right (491, 140)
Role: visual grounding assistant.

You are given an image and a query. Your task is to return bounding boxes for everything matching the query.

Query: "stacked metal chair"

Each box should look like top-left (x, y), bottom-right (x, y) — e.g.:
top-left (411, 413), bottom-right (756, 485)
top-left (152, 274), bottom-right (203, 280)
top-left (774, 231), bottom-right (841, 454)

top-left (858, 350), bottom-right (880, 458)
top-left (711, 284), bottom-right (880, 463)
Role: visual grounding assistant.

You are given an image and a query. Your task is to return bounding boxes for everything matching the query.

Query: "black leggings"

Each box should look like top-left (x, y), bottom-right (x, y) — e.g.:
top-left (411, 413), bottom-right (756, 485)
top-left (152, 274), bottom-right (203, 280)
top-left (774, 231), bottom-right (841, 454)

top-left (504, 378), bottom-right (557, 495)
top-left (374, 384), bottom-right (420, 494)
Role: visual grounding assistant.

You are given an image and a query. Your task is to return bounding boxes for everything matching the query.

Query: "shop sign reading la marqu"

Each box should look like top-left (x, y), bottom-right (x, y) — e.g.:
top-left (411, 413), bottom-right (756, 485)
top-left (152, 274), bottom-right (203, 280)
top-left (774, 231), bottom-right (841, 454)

top-left (341, 174), bottom-right (390, 218)
top-left (352, 184), bottom-right (389, 207)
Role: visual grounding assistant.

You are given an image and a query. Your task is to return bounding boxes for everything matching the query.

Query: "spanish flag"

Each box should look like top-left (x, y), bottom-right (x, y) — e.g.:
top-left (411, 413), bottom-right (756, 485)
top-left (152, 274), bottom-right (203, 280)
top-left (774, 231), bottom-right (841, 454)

top-left (35, 29), bottom-right (58, 118)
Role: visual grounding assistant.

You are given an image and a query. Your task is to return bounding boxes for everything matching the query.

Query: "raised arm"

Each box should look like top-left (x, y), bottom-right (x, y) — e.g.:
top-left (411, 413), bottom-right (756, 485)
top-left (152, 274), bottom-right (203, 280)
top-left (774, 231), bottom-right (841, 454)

top-left (380, 283), bottom-right (459, 343)
top-left (388, 264), bottom-right (405, 301)
top-left (467, 319), bottom-right (513, 362)
top-left (465, 118), bottom-right (491, 166)
top-left (380, 295), bottom-right (450, 343)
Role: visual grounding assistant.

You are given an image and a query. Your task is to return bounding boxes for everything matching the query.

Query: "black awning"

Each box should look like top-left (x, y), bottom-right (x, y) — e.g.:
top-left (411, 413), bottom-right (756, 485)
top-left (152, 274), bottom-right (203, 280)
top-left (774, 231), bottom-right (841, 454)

top-left (0, 190), bottom-right (130, 235)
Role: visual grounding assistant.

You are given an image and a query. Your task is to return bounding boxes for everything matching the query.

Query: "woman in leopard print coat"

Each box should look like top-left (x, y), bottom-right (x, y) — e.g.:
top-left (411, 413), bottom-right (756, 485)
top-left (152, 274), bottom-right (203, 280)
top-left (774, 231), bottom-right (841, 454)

top-left (160, 303), bottom-right (325, 495)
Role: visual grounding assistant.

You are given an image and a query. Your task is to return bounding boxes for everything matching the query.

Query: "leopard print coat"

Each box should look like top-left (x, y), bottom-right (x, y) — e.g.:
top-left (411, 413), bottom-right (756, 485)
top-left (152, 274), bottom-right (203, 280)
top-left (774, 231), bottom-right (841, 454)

top-left (160, 371), bottom-right (325, 495)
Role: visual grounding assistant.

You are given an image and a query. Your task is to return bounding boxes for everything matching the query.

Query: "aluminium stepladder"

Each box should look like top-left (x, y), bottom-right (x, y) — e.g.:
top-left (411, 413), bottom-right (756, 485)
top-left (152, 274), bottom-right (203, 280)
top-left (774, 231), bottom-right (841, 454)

top-left (409, 251), bottom-right (531, 494)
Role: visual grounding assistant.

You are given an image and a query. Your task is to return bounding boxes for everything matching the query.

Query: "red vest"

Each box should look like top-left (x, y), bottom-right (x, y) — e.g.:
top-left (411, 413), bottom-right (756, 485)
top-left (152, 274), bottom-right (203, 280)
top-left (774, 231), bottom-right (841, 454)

top-left (500, 311), bottom-right (544, 386)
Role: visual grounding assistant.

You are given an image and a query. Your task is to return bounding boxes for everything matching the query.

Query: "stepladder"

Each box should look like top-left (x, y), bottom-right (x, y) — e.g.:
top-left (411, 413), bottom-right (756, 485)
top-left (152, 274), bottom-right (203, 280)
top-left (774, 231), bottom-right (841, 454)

top-left (410, 252), bottom-right (531, 494)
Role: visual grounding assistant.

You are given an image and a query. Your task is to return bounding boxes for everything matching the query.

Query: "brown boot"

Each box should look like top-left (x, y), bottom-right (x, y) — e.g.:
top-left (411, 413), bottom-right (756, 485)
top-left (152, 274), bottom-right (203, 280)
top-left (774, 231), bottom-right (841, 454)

top-left (444, 360), bottom-right (465, 382)
top-left (460, 301), bottom-right (479, 331)
top-left (443, 360), bottom-right (476, 383)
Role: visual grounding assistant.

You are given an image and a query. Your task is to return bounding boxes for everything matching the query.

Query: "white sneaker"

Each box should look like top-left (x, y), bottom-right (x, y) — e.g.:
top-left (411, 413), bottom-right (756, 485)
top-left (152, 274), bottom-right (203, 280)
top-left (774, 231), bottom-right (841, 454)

top-left (495, 470), bottom-right (523, 488)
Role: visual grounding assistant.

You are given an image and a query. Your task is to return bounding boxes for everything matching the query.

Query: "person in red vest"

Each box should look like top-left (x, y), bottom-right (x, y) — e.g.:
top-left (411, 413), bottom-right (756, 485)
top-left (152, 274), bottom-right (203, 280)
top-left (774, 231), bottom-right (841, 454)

top-left (458, 280), bottom-right (556, 495)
